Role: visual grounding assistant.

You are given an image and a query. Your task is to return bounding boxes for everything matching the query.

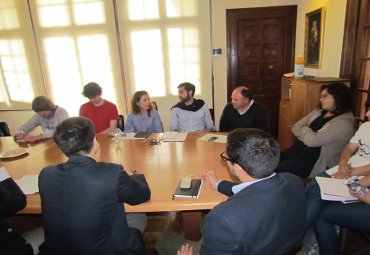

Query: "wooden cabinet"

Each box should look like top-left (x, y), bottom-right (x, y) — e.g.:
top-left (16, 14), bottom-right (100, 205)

top-left (278, 77), bottom-right (350, 150)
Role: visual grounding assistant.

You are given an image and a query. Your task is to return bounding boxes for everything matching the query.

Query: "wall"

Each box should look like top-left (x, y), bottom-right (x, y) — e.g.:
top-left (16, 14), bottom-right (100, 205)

top-left (211, 0), bottom-right (347, 128)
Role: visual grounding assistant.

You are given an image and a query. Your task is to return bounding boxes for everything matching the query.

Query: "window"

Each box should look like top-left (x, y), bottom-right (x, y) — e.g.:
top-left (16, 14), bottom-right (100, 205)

top-left (117, 0), bottom-right (212, 100)
top-left (0, 0), bottom-right (37, 109)
top-left (29, 0), bottom-right (121, 116)
top-left (0, 0), bottom-right (212, 123)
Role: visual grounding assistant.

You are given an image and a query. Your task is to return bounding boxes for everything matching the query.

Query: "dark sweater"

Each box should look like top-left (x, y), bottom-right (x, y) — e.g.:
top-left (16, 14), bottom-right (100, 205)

top-left (219, 102), bottom-right (270, 132)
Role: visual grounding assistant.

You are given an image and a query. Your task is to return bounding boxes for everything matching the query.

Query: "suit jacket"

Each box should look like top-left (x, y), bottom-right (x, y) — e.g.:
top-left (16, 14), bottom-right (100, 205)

top-left (0, 178), bottom-right (27, 240)
top-left (200, 173), bottom-right (306, 255)
top-left (38, 155), bottom-right (151, 255)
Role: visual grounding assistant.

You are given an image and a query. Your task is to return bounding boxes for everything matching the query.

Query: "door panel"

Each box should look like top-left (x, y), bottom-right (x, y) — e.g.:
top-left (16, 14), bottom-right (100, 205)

top-left (227, 6), bottom-right (297, 137)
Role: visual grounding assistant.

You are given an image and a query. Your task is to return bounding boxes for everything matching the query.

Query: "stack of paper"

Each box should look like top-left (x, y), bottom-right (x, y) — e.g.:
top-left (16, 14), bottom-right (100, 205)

top-left (316, 176), bottom-right (358, 203)
top-left (15, 175), bottom-right (39, 195)
top-left (161, 132), bottom-right (188, 142)
top-left (198, 134), bottom-right (227, 143)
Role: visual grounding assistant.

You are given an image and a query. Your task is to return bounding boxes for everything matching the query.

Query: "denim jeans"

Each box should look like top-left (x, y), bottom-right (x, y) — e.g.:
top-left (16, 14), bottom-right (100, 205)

top-left (306, 174), bottom-right (370, 255)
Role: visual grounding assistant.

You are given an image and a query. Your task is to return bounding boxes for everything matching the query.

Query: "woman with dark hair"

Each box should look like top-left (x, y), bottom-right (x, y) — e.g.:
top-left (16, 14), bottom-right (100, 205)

top-left (276, 82), bottom-right (355, 178)
top-left (124, 91), bottom-right (163, 133)
top-left (304, 99), bottom-right (370, 255)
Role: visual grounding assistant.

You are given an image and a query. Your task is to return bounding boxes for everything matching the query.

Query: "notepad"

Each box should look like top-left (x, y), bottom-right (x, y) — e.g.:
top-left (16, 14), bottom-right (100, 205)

top-left (161, 132), bottom-right (188, 142)
top-left (315, 176), bottom-right (358, 203)
top-left (173, 179), bottom-right (203, 199)
top-left (198, 134), bottom-right (227, 143)
top-left (15, 175), bottom-right (39, 195)
top-left (134, 132), bottom-right (151, 139)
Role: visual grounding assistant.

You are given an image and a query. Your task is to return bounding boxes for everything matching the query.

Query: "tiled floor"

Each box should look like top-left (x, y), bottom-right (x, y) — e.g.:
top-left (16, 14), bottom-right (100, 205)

top-left (6, 213), bottom-right (370, 255)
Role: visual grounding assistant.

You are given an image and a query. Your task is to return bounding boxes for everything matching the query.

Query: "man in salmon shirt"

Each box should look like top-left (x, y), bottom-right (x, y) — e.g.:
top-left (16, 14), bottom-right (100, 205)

top-left (79, 82), bottom-right (118, 134)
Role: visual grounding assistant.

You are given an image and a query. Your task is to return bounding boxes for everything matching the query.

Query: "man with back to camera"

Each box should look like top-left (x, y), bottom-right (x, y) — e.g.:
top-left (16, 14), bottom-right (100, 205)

top-left (0, 162), bottom-right (33, 255)
top-left (38, 117), bottom-right (151, 255)
top-left (158, 128), bottom-right (306, 255)
top-left (170, 82), bottom-right (214, 132)
top-left (14, 96), bottom-right (69, 143)
top-left (79, 82), bottom-right (118, 134)
top-left (219, 86), bottom-right (270, 132)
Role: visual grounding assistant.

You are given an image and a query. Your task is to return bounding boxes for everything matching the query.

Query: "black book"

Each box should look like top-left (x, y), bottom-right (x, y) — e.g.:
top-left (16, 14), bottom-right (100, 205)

top-left (134, 132), bottom-right (151, 139)
top-left (173, 179), bottom-right (203, 199)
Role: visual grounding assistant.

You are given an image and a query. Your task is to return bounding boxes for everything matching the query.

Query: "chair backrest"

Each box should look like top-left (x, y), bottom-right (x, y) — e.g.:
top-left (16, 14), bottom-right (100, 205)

top-left (117, 115), bottom-right (124, 132)
top-left (0, 122), bottom-right (11, 136)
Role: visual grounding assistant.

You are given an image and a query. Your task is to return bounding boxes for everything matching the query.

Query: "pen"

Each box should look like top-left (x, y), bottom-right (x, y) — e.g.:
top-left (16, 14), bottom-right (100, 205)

top-left (185, 174), bottom-right (199, 178)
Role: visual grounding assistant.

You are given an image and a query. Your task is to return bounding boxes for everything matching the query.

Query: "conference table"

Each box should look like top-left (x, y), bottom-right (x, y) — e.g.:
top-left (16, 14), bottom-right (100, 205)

top-left (0, 132), bottom-right (234, 214)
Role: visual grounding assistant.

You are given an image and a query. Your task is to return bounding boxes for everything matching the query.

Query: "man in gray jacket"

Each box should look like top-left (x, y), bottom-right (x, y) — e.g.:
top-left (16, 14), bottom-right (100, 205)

top-left (15, 96), bottom-right (68, 143)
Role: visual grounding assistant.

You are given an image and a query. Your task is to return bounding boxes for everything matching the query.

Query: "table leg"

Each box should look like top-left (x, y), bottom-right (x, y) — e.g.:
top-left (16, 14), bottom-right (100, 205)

top-left (181, 211), bottom-right (202, 241)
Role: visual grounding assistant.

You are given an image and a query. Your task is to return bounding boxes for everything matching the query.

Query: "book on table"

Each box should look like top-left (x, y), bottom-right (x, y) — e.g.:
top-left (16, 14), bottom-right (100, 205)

top-left (173, 179), bottom-right (203, 199)
top-left (134, 132), bottom-right (151, 139)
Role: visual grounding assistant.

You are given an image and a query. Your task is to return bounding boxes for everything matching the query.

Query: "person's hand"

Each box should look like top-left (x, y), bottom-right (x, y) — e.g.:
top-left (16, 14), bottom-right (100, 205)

top-left (199, 170), bottom-right (219, 190)
top-left (25, 134), bottom-right (42, 143)
top-left (349, 187), bottom-right (370, 205)
top-left (177, 244), bottom-right (194, 255)
top-left (333, 163), bottom-right (353, 179)
top-left (357, 175), bottom-right (370, 187)
top-left (15, 132), bottom-right (26, 141)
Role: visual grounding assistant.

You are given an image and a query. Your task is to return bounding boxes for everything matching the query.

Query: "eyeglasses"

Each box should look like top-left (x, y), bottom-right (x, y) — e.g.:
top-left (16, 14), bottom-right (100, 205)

top-left (220, 151), bottom-right (233, 163)
top-left (320, 93), bottom-right (330, 99)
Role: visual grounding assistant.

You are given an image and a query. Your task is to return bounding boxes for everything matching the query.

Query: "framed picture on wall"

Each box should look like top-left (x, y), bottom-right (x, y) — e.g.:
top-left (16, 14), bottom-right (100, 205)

top-left (304, 7), bottom-right (325, 68)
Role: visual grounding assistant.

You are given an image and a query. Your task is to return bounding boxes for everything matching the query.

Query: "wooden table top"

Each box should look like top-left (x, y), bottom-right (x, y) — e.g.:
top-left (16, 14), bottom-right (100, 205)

top-left (0, 132), bottom-right (234, 214)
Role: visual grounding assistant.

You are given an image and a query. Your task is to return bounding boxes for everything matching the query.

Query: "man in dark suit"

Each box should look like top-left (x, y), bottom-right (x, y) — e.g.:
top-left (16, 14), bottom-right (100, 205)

top-left (176, 128), bottom-right (306, 255)
top-left (219, 87), bottom-right (270, 132)
top-left (38, 117), bottom-right (151, 255)
top-left (0, 163), bottom-right (33, 255)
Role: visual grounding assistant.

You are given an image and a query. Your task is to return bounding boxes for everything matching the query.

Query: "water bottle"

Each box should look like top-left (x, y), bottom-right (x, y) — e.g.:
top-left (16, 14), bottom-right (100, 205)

top-left (294, 55), bottom-right (304, 78)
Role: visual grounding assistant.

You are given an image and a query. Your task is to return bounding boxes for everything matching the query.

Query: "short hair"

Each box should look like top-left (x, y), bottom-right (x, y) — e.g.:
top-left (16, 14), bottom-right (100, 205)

top-left (82, 82), bottom-right (102, 98)
top-left (131, 90), bottom-right (152, 116)
top-left (226, 128), bottom-right (280, 179)
top-left (32, 96), bottom-right (55, 112)
top-left (240, 88), bottom-right (253, 100)
top-left (53, 117), bottom-right (95, 157)
top-left (177, 82), bottom-right (195, 96)
top-left (320, 83), bottom-right (353, 114)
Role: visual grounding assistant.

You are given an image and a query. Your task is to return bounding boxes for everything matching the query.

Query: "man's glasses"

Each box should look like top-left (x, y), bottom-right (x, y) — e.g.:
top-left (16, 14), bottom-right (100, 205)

top-left (220, 151), bottom-right (233, 163)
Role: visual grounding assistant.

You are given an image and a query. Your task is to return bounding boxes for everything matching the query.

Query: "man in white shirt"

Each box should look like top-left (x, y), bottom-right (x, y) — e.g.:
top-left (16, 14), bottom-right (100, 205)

top-left (170, 82), bottom-right (214, 132)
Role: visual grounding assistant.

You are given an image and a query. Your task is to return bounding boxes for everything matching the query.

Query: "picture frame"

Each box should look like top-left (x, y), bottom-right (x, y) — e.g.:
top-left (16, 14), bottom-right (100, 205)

top-left (304, 7), bottom-right (325, 68)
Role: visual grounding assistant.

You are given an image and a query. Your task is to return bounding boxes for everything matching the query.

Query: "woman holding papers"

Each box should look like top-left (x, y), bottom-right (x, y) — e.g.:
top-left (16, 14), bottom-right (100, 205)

top-left (305, 100), bottom-right (370, 255)
top-left (276, 83), bottom-right (354, 178)
top-left (124, 90), bottom-right (163, 133)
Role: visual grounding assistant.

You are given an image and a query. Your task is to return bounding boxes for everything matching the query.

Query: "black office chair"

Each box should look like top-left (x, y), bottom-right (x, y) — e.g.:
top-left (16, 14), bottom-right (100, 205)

top-left (0, 122), bottom-right (11, 137)
top-left (117, 115), bottom-right (125, 132)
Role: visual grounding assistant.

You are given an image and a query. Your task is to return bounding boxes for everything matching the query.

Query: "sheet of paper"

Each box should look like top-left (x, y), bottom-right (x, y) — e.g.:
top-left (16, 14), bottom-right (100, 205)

top-left (315, 176), bottom-right (357, 202)
top-left (161, 132), bottom-right (188, 142)
top-left (111, 133), bottom-right (145, 141)
top-left (15, 175), bottom-right (39, 195)
top-left (198, 134), bottom-right (227, 143)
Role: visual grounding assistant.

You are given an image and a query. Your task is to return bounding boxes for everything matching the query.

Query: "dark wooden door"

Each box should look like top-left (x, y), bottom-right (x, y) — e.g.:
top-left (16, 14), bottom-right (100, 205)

top-left (227, 6), bottom-right (297, 137)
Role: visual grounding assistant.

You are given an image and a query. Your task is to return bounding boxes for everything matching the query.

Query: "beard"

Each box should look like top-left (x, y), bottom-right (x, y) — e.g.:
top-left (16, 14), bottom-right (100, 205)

top-left (180, 93), bottom-right (190, 103)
